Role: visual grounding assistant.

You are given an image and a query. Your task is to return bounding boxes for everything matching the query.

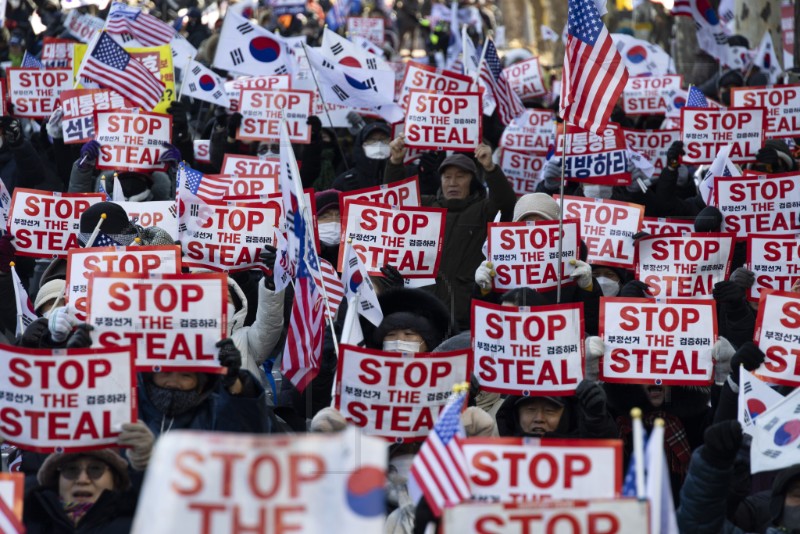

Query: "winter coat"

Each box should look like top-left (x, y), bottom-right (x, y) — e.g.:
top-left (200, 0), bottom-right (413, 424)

top-left (494, 394), bottom-right (618, 440)
top-left (0, 139), bottom-right (59, 194)
top-left (332, 122), bottom-right (393, 192)
top-left (23, 486), bottom-right (136, 534)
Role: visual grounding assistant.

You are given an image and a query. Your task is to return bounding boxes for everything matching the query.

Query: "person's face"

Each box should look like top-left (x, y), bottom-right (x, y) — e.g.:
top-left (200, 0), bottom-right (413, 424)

top-left (364, 131), bottom-right (390, 145)
top-left (642, 385), bottom-right (668, 407)
top-left (517, 399), bottom-right (564, 436)
top-left (593, 267), bottom-right (620, 283)
top-left (383, 329), bottom-right (428, 352)
top-left (58, 458), bottom-right (115, 504)
top-left (441, 166), bottom-right (473, 200)
top-left (318, 209), bottom-right (340, 224)
top-left (153, 372), bottom-right (199, 391)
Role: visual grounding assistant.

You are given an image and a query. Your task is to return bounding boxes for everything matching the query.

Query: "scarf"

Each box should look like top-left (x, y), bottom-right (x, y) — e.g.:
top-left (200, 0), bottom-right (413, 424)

top-left (62, 500), bottom-right (94, 526)
top-left (144, 381), bottom-right (205, 417)
top-left (617, 411), bottom-right (692, 481)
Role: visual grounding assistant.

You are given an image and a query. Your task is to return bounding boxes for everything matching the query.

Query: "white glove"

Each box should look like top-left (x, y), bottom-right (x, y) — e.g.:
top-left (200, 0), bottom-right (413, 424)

top-left (46, 108), bottom-right (63, 140)
top-left (475, 260), bottom-right (495, 290)
top-left (569, 259), bottom-right (593, 290)
top-left (118, 421), bottom-right (155, 471)
top-left (584, 336), bottom-right (605, 382)
top-left (48, 306), bottom-right (78, 343)
top-left (713, 337), bottom-right (735, 386)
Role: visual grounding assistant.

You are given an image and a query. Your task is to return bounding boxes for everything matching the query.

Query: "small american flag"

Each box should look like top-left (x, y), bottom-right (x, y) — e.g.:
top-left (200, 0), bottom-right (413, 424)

top-left (81, 33), bottom-right (165, 111)
top-left (560, 0), bottom-right (629, 135)
top-left (478, 40), bottom-right (525, 125)
top-left (93, 232), bottom-right (123, 247)
top-left (181, 167), bottom-right (231, 200)
top-left (410, 390), bottom-right (470, 517)
top-left (106, 3), bottom-right (175, 47)
top-left (318, 258), bottom-right (344, 318)
top-left (21, 52), bottom-right (43, 69)
top-left (687, 86), bottom-right (709, 108)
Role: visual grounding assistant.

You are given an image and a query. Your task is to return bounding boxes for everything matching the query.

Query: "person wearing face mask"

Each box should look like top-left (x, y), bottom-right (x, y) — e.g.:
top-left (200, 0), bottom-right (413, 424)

top-left (314, 189), bottom-right (342, 266)
top-left (592, 266), bottom-right (625, 297)
top-left (301, 117), bottom-right (345, 191)
top-left (333, 122), bottom-right (394, 192)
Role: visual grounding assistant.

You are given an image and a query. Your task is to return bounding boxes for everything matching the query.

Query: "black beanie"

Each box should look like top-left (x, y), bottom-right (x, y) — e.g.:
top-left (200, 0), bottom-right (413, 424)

top-left (694, 206), bottom-right (723, 233)
top-left (78, 201), bottom-right (137, 246)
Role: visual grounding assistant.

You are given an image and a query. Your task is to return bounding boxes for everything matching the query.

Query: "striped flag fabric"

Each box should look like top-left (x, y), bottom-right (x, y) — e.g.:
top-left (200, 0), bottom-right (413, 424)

top-left (21, 51), bottom-right (43, 68)
top-left (176, 163), bottom-right (215, 235)
top-left (671, 0), bottom-right (692, 17)
top-left (477, 39), bottom-right (524, 125)
top-left (179, 166), bottom-right (231, 200)
top-left (79, 32), bottom-right (165, 111)
top-left (105, 2), bottom-right (176, 47)
top-left (410, 389), bottom-right (470, 517)
top-left (11, 264), bottom-right (37, 337)
top-left (560, 0), bottom-right (629, 135)
top-left (319, 258), bottom-right (344, 318)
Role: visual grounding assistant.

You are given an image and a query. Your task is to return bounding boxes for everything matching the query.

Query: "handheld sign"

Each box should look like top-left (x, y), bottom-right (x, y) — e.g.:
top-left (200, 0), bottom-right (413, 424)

top-left (130, 427), bottom-right (387, 534)
top-left (715, 173), bottom-right (800, 236)
top-left (555, 124), bottom-right (631, 186)
top-left (731, 85), bottom-right (800, 138)
top-left (502, 57), bottom-right (547, 100)
top-left (60, 88), bottom-right (133, 144)
top-left (224, 75), bottom-right (291, 114)
top-left (600, 297), bottom-right (717, 385)
top-left (443, 499), bottom-right (650, 534)
top-left (680, 107), bottom-right (766, 164)
top-left (119, 200), bottom-right (179, 240)
top-left (0, 344), bottom-right (136, 453)
top-left (622, 75), bottom-right (682, 116)
top-left (237, 88), bottom-right (314, 143)
top-left (747, 234), bottom-right (800, 301)
top-left (94, 110), bottom-right (172, 172)
top-left (7, 68), bottom-right (72, 119)
top-left (641, 217), bottom-right (695, 236)
top-left (463, 438), bottom-right (623, 502)
top-left (557, 195), bottom-right (644, 269)
top-left (471, 301), bottom-right (584, 396)
top-left (404, 90), bottom-right (482, 152)
top-left (221, 154), bottom-right (281, 179)
top-left (87, 272), bottom-right (228, 373)
top-left (193, 140), bottom-right (211, 164)
top-left (7, 189), bottom-right (105, 258)
top-left (499, 109), bottom-right (556, 154)
top-left (754, 290), bottom-right (800, 387)
top-left (397, 61), bottom-right (475, 110)
top-left (486, 219), bottom-right (579, 292)
top-left (0, 473), bottom-right (24, 533)
top-left (635, 233), bottom-right (735, 297)
top-left (624, 129), bottom-right (681, 177)
top-left (347, 17), bottom-right (385, 46)
top-left (66, 245), bottom-right (182, 321)
top-left (340, 176), bottom-right (421, 211)
top-left (338, 201), bottom-right (446, 278)
top-left (41, 37), bottom-right (74, 68)
top-left (499, 149), bottom-right (546, 196)
top-left (335, 345), bottom-right (471, 441)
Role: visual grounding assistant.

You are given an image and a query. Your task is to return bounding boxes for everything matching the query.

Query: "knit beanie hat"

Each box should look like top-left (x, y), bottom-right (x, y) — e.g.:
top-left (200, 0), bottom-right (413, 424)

top-left (78, 202), bottom-right (137, 246)
top-left (513, 193), bottom-right (560, 222)
top-left (34, 279), bottom-right (65, 313)
top-left (315, 189), bottom-right (342, 217)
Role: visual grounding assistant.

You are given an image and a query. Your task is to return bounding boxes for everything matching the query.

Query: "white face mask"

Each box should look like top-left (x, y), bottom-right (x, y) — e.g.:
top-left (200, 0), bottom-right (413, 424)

top-left (583, 184), bottom-right (613, 199)
top-left (383, 339), bottom-right (423, 353)
top-left (363, 142), bottom-right (390, 160)
top-left (596, 276), bottom-right (620, 297)
top-left (318, 221), bottom-right (341, 246)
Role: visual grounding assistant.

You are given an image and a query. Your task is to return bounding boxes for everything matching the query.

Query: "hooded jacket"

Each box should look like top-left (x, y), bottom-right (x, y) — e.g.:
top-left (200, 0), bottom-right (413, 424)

top-left (333, 122), bottom-right (392, 192)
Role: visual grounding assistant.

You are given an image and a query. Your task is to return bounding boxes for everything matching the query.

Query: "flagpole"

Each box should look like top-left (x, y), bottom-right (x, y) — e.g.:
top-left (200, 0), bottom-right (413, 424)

top-left (84, 213), bottom-right (107, 248)
top-left (631, 407), bottom-right (646, 499)
top-left (650, 418), bottom-right (666, 534)
top-left (473, 33), bottom-right (491, 87)
top-left (555, 121), bottom-right (567, 304)
top-left (331, 294), bottom-right (359, 404)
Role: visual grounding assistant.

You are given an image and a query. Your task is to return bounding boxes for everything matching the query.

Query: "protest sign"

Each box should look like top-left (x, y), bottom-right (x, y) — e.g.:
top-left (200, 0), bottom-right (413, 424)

top-left (622, 75), bottom-right (682, 115)
top-left (340, 176), bottom-right (421, 211)
top-left (443, 499), bottom-right (650, 533)
top-left (463, 438), bottom-right (622, 502)
top-left (87, 273), bottom-right (227, 373)
top-left (0, 80), bottom-right (8, 117)
top-left (224, 75), bottom-right (291, 113)
top-left (41, 37), bottom-right (74, 68)
top-left (747, 234), bottom-right (800, 301)
top-left (7, 189), bottom-right (104, 258)
top-left (471, 301), bottom-right (584, 395)
top-left (499, 149), bottom-right (546, 196)
top-left (557, 195), bottom-right (644, 269)
top-left (118, 200), bottom-right (178, 240)
top-left (486, 220), bottom-right (579, 292)
top-left (335, 345), bottom-right (471, 441)
top-left (680, 107), bottom-right (766, 164)
top-left (635, 233), bottom-right (735, 298)
top-left (404, 90), bottom-right (482, 152)
top-left (714, 174), bottom-right (800, 236)
top-left (131, 427), bottom-right (387, 534)
top-left (221, 154), bottom-right (281, 180)
top-left (64, 10), bottom-right (104, 42)
top-left (555, 124), bottom-right (631, 186)
top-left (0, 345), bottom-right (135, 453)
top-left (94, 110), bottom-right (172, 172)
top-left (271, 0), bottom-right (305, 16)
top-left (193, 140), bottom-right (210, 164)
top-left (66, 245), bottom-right (181, 320)
top-left (237, 88), bottom-right (313, 143)
top-left (347, 17), bottom-right (385, 46)
top-left (60, 89), bottom-right (133, 144)
top-left (180, 199), bottom-right (281, 273)
top-left (397, 61), bottom-right (475, 110)
top-left (623, 129), bottom-right (681, 176)
top-left (0, 473), bottom-right (24, 534)
top-left (498, 109), bottom-right (556, 154)
top-left (7, 68), bottom-right (72, 119)
top-left (731, 85), bottom-right (800, 138)
top-left (502, 57), bottom-right (547, 100)
top-left (338, 201), bottom-right (445, 278)
top-left (600, 297), bottom-right (717, 385)
top-left (0, 181), bottom-right (9, 230)
top-left (641, 217), bottom-right (695, 236)
top-left (754, 290), bottom-right (800, 387)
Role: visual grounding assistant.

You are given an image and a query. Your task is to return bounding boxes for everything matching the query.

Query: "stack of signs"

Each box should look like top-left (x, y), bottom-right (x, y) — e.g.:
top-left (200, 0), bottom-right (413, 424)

top-left (397, 62), bottom-right (475, 111)
top-left (555, 124), bottom-right (631, 186)
top-left (680, 107), bottom-right (766, 164)
top-left (498, 109), bottom-right (555, 195)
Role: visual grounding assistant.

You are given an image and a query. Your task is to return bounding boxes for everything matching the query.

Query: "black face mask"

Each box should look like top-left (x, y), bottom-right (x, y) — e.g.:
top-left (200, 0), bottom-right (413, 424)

top-left (144, 381), bottom-right (205, 416)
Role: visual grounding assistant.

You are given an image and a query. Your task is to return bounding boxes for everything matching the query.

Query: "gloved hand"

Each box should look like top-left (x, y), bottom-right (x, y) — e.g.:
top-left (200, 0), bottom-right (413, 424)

top-left (159, 142), bottom-right (182, 167)
top-left (227, 112), bottom-right (243, 140)
top-left (620, 280), bottom-right (652, 298)
top-left (46, 108), bottom-right (64, 140)
top-left (307, 115), bottom-right (322, 140)
top-left (66, 324), bottom-right (93, 349)
top-left (167, 100), bottom-right (189, 128)
top-left (389, 135), bottom-right (406, 164)
top-left (713, 337), bottom-right (735, 385)
top-left (569, 259), bottom-right (593, 290)
top-left (755, 147), bottom-right (780, 173)
top-left (627, 166), bottom-right (649, 193)
top-left (216, 338), bottom-right (242, 390)
top-left (118, 421), bottom-right (155, 471)
top-left (213, 106), bottom-right (228, 129)
top-left (20, 318), bottom-right (50, 348)
top-left (729, 341), bottom-right (765, 385)
top-left (700, 420), bottom-right (743, 469)
top-left (48, 306), bottom-right (79, 343)
top-left (666, 141), bottom-right (685, 169)
top-left (379, 264), bottom-right (404, 288)
top-left (79, 140), bottom-right (101, 169)
top-left (475, 260), bottom-right (495, 291)
top-left (584, 336), bottom-right (605, 382)
top-left (730, 267), bottom-right (755, 290)
top-left (712, 281), bottom-right (746, 305)
top-left (260, 245), bottom-right (277, 289)
top-left (1, 118), bottom-right (22, 147)
top-left (0, 234), bottom-right (15, 273)
top-left (575, 379), bottom-right (607, 417)
top-left (542, 158), bottom-right (562, 191)
top-left (346, 111), bottom-right (366, 135)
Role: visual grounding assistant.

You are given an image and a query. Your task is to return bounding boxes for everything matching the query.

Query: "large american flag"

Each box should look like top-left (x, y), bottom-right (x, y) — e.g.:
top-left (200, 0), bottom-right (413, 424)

top-left (81, 33), bottom-right (165, 111)
top-left (560, 0), bottom-right (628, 135)
top-left (478, 39), bottom-right (525, 125)
top-left (106, 3), bottom-right (175, 47)
top-left (410, 390), bottom-right (470, 517)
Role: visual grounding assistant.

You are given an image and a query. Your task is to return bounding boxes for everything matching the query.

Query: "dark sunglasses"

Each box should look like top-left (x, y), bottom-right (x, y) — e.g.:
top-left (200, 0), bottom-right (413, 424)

top-left (58, 462), bottom-right (108, 481)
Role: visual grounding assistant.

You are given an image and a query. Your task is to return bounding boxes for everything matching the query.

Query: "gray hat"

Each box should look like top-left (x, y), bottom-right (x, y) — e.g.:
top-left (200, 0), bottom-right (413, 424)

top-left (438, 154), bottom-right (478, 177)
top-left (38, 449), bottom-right (131, 489)
top-left (513, 193), bottom-right (560, 222)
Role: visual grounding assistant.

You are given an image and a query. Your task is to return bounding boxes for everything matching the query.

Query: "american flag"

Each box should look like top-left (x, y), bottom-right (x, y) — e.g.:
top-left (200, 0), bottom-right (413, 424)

top-left (105, 3), bottom-right (175, 47)
top-left (176, 163), bottom-right (215, 233)
top-left (478, 40), bottom-right (525, 125)
top-left (410, 390), bottom-right (470, 517)
top-left (21, 52), bottom-right (42, 68)
top-left (80, 33), bottom-right (165, 111)
top-left (180, 166), bottom-right (230, 200)
top-left (93, 232), bottom-right (123, 247)
top-left (560, 0), bottom-right (629, 135)
top-left (319, 258), bottom-right (344, 318)
top-left (687, 86), bottom-right (709, 107)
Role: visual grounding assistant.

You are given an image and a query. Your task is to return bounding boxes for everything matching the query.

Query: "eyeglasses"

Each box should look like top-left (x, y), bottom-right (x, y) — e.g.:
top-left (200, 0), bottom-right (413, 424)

top-left (58, 463), bottom-right (108, 481)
